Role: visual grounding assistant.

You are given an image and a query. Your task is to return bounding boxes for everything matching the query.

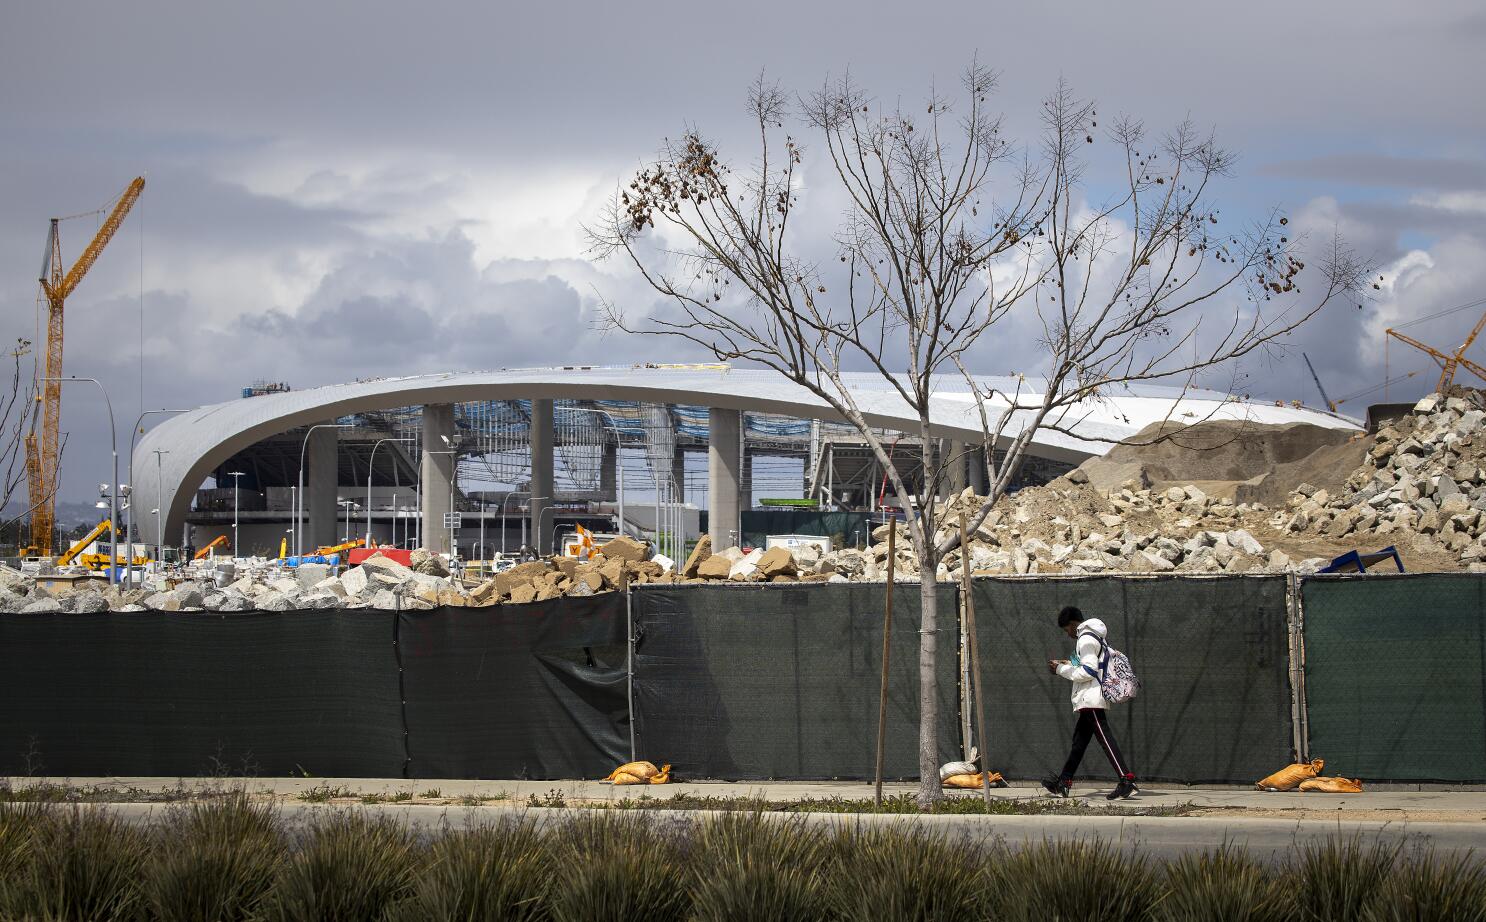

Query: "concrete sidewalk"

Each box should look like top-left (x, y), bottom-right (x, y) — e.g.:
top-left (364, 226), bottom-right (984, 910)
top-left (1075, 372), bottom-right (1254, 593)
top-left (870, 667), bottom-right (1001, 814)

top-left (10, 776), bottom-right (1486, 824)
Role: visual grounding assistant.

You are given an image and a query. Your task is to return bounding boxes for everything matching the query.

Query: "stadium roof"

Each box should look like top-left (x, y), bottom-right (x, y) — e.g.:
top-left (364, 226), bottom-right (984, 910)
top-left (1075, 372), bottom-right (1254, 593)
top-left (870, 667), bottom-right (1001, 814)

top-left (134, 365), bottom-right (1356, 539)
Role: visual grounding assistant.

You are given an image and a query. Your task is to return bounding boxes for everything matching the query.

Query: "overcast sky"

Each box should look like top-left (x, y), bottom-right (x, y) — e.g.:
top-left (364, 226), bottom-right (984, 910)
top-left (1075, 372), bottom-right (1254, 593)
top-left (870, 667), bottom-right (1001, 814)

top-left (2, 0), bottom-right (1483, 508)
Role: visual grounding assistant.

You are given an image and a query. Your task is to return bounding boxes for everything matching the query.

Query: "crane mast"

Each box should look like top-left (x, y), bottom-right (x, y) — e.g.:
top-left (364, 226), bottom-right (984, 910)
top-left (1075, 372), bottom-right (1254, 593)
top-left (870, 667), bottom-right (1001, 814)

top-left (22, 176), bottom-right (145, 556)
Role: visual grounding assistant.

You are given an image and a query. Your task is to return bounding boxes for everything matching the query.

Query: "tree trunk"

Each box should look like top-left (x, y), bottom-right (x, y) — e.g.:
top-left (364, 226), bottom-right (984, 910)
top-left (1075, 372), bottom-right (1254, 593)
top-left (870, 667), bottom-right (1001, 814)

top-left (916, 554), bottom-right (940, 808)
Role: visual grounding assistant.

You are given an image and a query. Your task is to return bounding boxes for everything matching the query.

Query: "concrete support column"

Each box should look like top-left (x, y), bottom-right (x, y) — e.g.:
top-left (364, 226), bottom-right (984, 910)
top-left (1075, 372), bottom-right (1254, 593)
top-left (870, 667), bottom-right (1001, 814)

top-left (421, 404), bottom-right (455, 555)
top-left (308, 427), bottom-right (338, 551)
top-left (947, 439), bottom-right (968, 496)
top-left (530, 398), bottom-right (554, 555)
top-left (968, 445), bottom-right (990, 495)
top-left (708, 408), bottom-right (742, 549)
top-left (600, 440), bottom-right (618, 503)
top-left (671, 450), bottom-right (686, 505)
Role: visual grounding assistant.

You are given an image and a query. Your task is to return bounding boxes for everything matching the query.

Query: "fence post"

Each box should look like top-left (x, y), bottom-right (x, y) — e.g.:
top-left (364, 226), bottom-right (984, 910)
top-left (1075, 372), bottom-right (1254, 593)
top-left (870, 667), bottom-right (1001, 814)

top-left (626, 585), bottom-right (637, 762)
top-left (1285, 572), bottom-right (1310, 762)
top-left (874, 525), bottom-right (895, 807)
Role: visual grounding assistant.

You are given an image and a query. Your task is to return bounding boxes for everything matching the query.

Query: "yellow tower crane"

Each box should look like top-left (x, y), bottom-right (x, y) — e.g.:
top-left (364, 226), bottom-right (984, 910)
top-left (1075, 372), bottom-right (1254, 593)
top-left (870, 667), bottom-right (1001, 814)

top-left (1384, 304), bottom-right (1486, 396)
top-left (22, 176), bottom-right (146, 557)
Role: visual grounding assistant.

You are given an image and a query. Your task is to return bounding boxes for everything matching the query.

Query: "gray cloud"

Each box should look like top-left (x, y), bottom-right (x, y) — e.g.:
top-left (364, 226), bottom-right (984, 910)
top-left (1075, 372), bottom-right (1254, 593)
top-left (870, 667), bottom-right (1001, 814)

top-left (1261, 155), bottom-right (1486, 192)
top-left (3, 0), bottom-right (1484, 506)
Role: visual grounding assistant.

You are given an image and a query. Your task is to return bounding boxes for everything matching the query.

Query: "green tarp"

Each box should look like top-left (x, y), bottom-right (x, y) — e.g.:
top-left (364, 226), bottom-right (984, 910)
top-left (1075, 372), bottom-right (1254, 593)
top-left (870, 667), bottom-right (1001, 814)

top-left (1301, 574), bottom-right (1486, 782)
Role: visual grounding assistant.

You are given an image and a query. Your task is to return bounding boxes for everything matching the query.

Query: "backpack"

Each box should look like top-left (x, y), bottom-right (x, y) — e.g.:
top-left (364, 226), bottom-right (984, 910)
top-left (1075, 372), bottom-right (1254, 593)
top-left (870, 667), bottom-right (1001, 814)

top-left (1079, 631), bottom-right (1140, 704)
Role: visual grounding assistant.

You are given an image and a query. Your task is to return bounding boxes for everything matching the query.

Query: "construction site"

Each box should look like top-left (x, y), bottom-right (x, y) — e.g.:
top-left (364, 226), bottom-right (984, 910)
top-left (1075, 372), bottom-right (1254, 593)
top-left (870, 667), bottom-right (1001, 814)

top-left (2, 172), bottom-right (1486, 799)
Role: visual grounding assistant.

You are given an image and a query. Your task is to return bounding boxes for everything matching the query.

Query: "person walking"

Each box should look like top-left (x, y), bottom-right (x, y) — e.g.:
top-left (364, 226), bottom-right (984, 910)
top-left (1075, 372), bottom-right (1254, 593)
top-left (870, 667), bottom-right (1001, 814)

top-left (1042, 605), bottom-right (1138, 800)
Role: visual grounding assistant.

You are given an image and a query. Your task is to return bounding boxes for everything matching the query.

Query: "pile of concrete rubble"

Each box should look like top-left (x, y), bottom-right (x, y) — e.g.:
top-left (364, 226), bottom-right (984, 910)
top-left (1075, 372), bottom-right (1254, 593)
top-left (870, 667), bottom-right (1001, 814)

top-left (0, 538), bottom-right (670, 614)
top-left (3, 389), bottom-right (1481, 614)
top-left (1274, 390), bottom-right (1486, 571)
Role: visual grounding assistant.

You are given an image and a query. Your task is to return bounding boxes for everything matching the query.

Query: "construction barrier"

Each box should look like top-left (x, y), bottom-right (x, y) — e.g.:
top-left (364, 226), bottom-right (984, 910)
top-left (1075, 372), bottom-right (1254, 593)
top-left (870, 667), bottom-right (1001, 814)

top-left (3, 575), bottom-right (1483, 784)
top-left (398, 593), bottom-right (628, 779)
top-left (1300, 573), bottom-right (1486, 782)
top-left (629, 583), bottom-right (961, 780)
top-left (0, 610), bottom-right (405, 777)
top-left (971, 575), bottom-right (1294, 784)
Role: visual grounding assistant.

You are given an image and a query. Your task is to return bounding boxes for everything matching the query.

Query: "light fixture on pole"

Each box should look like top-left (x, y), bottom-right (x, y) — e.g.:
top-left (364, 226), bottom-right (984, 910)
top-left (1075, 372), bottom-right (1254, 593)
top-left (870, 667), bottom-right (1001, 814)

top-left (338, 499), bottom-right (359, 544)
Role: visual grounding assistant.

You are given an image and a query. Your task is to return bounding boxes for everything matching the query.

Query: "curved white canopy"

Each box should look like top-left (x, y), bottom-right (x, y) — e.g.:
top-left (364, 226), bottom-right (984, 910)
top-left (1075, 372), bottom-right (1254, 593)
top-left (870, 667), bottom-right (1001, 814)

top-left (133, 365), bottom-right (1354, 539)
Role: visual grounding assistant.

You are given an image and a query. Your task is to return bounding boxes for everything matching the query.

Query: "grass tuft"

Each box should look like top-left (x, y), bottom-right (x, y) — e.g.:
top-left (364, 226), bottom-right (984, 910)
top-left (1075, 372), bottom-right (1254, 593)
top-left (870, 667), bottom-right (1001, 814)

top-left (388, 819), bottom-right (552, 922)
top-left (993, 837), bottom-right (1162, 922)
top-left (688, 813), bottom-right (832, 922)
top-left (547, 813), bottom-right (691, 922)
top-left (1159, 843), bottom-right (1291, 922)
top-left (0, 806), bottom-right (150, 922)
top-left (1291, 836), bottom-right (1400, 921)
top-left (144, 792), bottom-right (283, 922)
top-left (827, 825), bottom-right (991, 920)
top-left (262, 811), bottom-right (421, 922)
top-left (1363, 849), bottom-right (1486, 922)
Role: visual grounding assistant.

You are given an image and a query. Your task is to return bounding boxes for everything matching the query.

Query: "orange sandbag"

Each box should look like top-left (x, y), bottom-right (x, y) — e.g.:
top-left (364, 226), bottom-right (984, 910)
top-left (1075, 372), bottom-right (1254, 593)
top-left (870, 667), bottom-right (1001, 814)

top-left (605, 761), bottom-right (671, 785)
top-left (1298, 776), bottom-right (1363, 794)
top-left (942, 771), bottom-right (1006, 789)
top-left (603, 761), bottom-right (661, 782)
top-left (1256, 759), bottom-right (1324, 791)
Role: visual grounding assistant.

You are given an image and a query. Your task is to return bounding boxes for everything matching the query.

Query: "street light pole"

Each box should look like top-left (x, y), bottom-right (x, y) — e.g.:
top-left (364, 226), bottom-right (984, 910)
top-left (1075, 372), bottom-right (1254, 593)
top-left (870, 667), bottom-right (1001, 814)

top-left (296, 424), bottom-right (353, 557)
top-left (45, 377), bottom-right (118, 581)
top-left (227, 471), bottom-right (244, 558)
top-left (126, 408), bottom-right (189, 587)
top-left (366, 437), bottom-right (414, 547)
top-left (152, 449), bottom-right (168, 560)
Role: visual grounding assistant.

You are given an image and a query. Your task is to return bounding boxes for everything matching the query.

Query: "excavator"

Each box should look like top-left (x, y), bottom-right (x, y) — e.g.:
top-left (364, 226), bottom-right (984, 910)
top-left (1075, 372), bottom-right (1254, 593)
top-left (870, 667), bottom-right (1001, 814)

top-left (57, 520), bottom-right (150, 571)
top-left (193, 535), bottom-right (229, 561)
top-left (315, 537), bottom-right (369, 557)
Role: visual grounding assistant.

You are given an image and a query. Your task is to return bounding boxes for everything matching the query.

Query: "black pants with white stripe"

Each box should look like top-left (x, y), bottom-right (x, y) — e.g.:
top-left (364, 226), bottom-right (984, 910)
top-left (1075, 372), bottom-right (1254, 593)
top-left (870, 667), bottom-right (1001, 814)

top-left (1060, 708), bottom-right (1134, 783)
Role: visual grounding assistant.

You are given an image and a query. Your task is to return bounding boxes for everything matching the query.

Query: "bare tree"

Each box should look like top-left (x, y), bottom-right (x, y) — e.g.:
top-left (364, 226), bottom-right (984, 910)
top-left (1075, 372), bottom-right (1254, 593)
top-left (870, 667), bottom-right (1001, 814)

top-left (0, 339), bottom-right (61, 548)
top-left (591, 68), bottom-right (1370, 806)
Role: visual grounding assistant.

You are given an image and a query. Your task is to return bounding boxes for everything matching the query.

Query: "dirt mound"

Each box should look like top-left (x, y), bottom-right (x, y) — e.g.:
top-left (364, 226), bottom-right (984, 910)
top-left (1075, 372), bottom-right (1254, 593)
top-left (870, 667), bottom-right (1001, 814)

top-left (1070, 418), bottom-right (1367, 505)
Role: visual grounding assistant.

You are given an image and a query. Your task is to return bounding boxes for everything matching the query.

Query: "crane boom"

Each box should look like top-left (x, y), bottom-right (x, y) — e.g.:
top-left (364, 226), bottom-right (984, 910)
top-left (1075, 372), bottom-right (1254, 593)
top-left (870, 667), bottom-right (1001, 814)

top-left (22, 176), bottom-right (145, 556)
top-left (1385, 310), bottom-right (1486, 394)
top-left (1302, 353), bottom-right (1336, 412)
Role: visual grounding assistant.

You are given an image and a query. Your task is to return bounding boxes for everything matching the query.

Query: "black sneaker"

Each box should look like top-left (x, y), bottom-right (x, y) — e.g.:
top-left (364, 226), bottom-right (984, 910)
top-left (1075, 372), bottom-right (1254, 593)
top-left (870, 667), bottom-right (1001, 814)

top-left (1106, 779), bottom-right (1137, 800)
top-left (1041, 776), bottom-right (1071, 798)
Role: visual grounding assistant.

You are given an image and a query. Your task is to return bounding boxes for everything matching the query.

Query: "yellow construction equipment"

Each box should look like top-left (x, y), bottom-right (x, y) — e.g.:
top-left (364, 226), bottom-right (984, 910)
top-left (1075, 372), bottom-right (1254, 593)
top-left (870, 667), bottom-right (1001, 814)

top-left (314, 537), bottom-right (366, 557)
top-left (57, 519), bottom-right (117, 567)
top-left (22, 177), bottom-right (146, 557)
top-left (1385, 308), bottom-right (1486, 393)
top-left (56, 519), bottom-right (148, 570)
top-left (194, 535), bottom-right (229, 561)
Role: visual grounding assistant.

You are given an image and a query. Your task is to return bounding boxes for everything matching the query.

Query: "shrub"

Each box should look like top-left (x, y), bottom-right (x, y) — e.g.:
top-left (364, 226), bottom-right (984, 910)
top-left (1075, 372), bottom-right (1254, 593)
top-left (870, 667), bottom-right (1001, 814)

top-left (1364, 850), bottom-right (1486, 922)
top-left (0, 799), bottom-right (54, 881)
top-left (1290, 836), bottom-right (1399, 921)
top-left (1159, 844), bottom-right (1291, 922)
top-left (688, 814), bottom-right (832, 922)
top-left (826, 824), bottom-right (992, 921)
top-left (387, 819), bottom-right (554, 922)
top-left (992, 838), bottom-right (1162, 922)
top-left (0, 806), bottom-right (149, 922)
top-left (144, 792), bottom-right (284, 922)
top-left (262, 810), bottom-right (422, 922)
top-left (547, 814), bottom-right (691, 922)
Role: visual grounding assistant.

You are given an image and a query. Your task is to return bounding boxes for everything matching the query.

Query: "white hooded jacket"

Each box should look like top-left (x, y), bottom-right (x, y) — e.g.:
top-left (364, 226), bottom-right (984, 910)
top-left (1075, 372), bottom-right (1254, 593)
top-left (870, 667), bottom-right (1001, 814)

top-left (1055, 618), bottom-right (1108, 711)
